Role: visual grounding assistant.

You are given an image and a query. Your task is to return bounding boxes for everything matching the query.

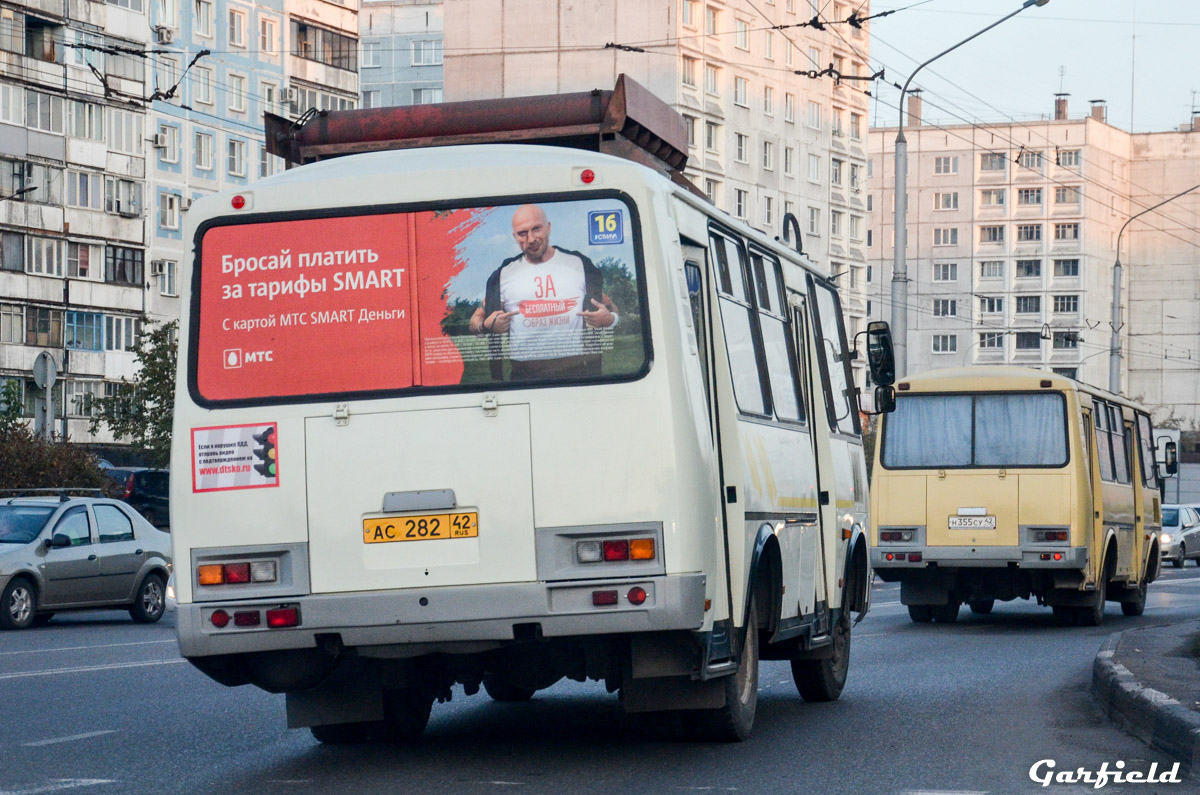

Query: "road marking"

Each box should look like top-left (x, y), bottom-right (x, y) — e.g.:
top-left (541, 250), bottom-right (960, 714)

top-left (0, 659), bottom-right (187, 681)
top-left (0, 780), bottom-right (115, 795)
top-left (0, 640), bottom-right (176, 657)
top-left (22, 731), bottom-right (118, 748)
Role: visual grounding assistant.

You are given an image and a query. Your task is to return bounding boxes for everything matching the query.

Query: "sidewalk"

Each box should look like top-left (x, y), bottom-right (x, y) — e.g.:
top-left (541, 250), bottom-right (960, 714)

top-left (1092, 618), bottom-right (1200, 775)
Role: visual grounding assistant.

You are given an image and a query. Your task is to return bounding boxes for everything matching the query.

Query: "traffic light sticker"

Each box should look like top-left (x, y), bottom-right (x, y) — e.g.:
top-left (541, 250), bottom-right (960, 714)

top-left (191, 422), bottom-right (280, 493)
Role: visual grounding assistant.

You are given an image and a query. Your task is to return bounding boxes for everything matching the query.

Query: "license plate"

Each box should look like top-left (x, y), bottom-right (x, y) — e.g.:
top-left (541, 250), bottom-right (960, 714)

top-left (949, 515), bottom-right (996, 530)
top-left (363, 512), bottom-right (478, 544)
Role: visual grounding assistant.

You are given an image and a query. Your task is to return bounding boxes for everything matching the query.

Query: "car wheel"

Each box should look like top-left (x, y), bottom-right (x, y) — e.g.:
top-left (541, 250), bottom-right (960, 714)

top-left (0, 577), bottom-right (37, 630)
top-left (932, 602), bottom-right (960, 623)
top-left (129, 574), bottom-right (166, 624)
top-left (907, 604), bottom-right (933, 623)
top-left (482, 673), bottom-right (536, 702)
top-left (791, 609), bottom-right (851, 703)
top-left (696, 597), bottom-right (759, 742)
top-left (1175, 544), bottom-right (1186, 568)
top-left (968, 599), bottom-right (995, 615)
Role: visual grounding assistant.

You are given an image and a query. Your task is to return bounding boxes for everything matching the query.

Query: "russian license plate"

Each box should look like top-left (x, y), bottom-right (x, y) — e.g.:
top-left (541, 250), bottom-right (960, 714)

top-left (363, 512), bottom-right (478, 544)
top-left (949, 515), bottom-right (996, 530)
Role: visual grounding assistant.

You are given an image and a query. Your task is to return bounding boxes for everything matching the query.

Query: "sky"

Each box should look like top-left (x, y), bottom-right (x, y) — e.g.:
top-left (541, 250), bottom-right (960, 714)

top-left (866, 0), bottom-right (1200, 134)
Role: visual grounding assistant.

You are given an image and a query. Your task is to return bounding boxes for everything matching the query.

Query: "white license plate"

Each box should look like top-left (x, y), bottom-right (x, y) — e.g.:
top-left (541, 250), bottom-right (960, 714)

top-left (949, 515), bottom-right (996, 530)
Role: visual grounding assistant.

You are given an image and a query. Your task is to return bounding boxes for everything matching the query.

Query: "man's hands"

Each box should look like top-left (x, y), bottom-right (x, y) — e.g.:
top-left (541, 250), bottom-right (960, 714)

top-left (578, 297), bottom-right (617, 329)
top-left (479, 310), bottom-right (518, 334)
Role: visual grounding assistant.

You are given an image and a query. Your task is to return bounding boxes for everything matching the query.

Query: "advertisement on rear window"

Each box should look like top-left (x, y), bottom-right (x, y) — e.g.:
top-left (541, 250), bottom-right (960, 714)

top-left (193, 198), bottom-right (645, 403)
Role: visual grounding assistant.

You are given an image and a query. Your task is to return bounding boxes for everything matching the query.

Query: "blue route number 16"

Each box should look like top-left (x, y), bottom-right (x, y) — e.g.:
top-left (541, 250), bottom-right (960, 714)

top-left (587, 210), bottom-right (624, 245)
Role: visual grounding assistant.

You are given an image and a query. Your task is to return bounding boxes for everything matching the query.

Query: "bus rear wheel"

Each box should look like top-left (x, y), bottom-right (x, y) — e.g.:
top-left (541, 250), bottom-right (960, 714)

top-left (791, 610), bottom-right (851, 703)
top-left (482, 673), bottom-right (536, 702)
top-left (968, 600), bottom-right (994, 615)
top-left (907, 605), bottom-right (933, 623)
top-left (932, 602), bottom-right (960, 623)
top-left (695, 598), bottom-right (758, 742)
top-left (1076, 566), bottom-right (1109, 627)
top-left (1121, 581), bottom-right (1147, 617)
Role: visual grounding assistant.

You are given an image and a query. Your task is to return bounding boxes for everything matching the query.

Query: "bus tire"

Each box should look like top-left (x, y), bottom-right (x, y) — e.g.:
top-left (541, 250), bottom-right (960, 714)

top-left (310, 721), bottom-right (377, 744)
top-left (791, 610), bottom-right (851, 703)
top-left (1076, 564), bottom-right (1109, 627)
top-left (696, 597), bottom-right (758, 742)
top-left (379, 687), bottom-right (434, 742)
top-left (482, 673), bottom-right (536, 702)
top-left (907, 604), bottom-right (933, 623)
top-left (932, 602), bottom-right (960, 623)
top-left (968, 600), bottom-right (994, 615)
top-left (1052, 605), bottom-right (1077, 626)
top-left (1121, 581), bottom-right (1147, 617)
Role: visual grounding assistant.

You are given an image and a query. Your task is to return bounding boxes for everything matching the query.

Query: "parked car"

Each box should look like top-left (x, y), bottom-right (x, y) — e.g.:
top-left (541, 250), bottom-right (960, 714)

top-left (0, 490), bottom-right (172, 630)
top-left (105, 467), bottom-right (170, 528)
top-left (1160, 504), bottom-right (1200, 568)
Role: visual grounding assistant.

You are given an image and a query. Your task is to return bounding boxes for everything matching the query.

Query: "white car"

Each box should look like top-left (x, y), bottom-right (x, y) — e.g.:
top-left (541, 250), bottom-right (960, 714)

top-left (1161, 504), bottom-right (1200, 568)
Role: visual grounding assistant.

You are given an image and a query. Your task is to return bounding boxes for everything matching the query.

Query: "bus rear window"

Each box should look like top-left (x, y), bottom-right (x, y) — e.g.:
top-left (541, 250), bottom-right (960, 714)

top-left (192, 197), bottom-right (646, 403)
top-left (882, 392), bottom-right (1068, 469)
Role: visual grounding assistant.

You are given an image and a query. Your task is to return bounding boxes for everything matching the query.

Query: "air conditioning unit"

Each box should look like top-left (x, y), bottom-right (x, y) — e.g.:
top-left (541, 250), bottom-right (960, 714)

top-left (152, 133), bottom-right (168, 149)
top-left (181, 197), bottom-right (192, 211)
top-left (284, 87), bottom-right (297, 103)
top-left (154, 26), bottom-right (174, 44)
top-left (150, 260), bottom-right (167, 277)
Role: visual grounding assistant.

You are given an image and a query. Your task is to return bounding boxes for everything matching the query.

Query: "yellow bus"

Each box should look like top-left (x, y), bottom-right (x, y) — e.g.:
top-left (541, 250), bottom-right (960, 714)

top-left (870, 366), bottom-right (1167, 626)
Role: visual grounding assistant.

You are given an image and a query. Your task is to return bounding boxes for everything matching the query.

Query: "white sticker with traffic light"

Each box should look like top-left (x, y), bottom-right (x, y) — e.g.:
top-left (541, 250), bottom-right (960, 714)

top-left (191, 422), bottom-right (279, 492)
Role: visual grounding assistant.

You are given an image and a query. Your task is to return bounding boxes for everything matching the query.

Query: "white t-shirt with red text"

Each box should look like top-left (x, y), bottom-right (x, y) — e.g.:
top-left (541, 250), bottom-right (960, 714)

top-left (498, 248), bottom-right (590, 361)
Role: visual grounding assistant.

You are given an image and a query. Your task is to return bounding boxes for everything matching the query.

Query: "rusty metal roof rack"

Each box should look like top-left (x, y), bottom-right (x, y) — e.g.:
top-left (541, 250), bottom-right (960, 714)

top-left (265, 74), bottom-right (702, 198)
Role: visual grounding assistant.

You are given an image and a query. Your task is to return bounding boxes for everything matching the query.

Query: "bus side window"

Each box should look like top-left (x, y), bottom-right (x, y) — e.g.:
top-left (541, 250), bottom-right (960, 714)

top-left (750, 250), bottom-right (804, 424)
top-left (1136, 412), bottom-right (1157, 487)
top-left (683, 258), bottom-right (711, 413)
top-left (709, 231), bottom-right (770, 417)
top-left (1109, 405), bottom-right (1130, 484)
top-left (806, 276), bottom-right (858, 435)
top-left (1093, 400), bottom-right (1115, 482)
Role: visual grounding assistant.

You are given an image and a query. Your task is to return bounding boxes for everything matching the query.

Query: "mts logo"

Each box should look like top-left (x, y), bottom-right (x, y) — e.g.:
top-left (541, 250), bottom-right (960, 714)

top-left (243, 350), bottom-right (275, 363)
top-left (224, 348), bottom-right (273, 368)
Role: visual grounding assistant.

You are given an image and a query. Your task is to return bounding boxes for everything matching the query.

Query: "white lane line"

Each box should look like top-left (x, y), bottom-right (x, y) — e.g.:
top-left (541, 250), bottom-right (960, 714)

top-left (0, 780), bottom-right (115, 795)
top-left (22, 731), bottom-right (118, 748)
top-left (0, 659), bottom-right (187, 681)
top-left (0, 640), bottom-right (176, 658)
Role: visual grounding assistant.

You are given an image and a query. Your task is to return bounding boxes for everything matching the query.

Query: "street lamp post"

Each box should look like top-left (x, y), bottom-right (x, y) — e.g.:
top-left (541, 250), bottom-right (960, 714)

top-left (892, 0), bottom-right (1049, 378)
top-left (1109, 182), bottom-right (1200, 393)
top-left (0, 186), bottom-right (36, 201)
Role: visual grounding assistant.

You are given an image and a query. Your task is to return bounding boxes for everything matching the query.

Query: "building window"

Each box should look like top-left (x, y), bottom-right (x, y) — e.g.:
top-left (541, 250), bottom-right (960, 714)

top-left (980, 261), bottom-right (1004, 279)
top-left (66, 171), bottom-right (102, 210)
top-left (1055, 186), bottom-right (1080, 204)
top-left (26, 91), bottom-right (64, 134)
top-left (704, 64), bottom-right (719, 94)
top-left (227, 73), bottom-right (247, 113)
top-left (734, 189), bottom-right (747, 219)
top-left (934, 156), bottom-right (958, 175)
top-left (412, 87), bottom-right (443, 104)
top-left (850, 112), bottom-right (861, 140)
top-left (25, 307), bottom-right (63, 347)
top-left (104, 246), bottom-right (144, 287)
top-left (849, 215), bottom-right (862, 241)
top-left (808, 153), bottom-right (820, 183)
top-left (849, 163), bottom-right (861, 192)
top-left (26, 237), bottom-right (63, 277)
top-left (228, 8), bottom-right (246, 46)
top-left (933, 299), bottom-right (957, 317)
top-left (1016, 224), bottom-right (1042, 242)
top-left (830, 210), bottom-right (843, 237)
top-left (1058, 149), bottom-right (1080, 167)
top-left (157, 124), bottom-right (179, 163)
top-left (981, 188), bottom-right (1005, 207)
top-left (412, 39), bottom-right (442, 66)
top-left (291, 19), bottom-right (358, 71)
top-left (196, 0), bottom-right (214, 37)
top-left (784, 147), bottom-right (794, 176)
top-left (978, 332), bottom-right (1004, 350)
top-left (0, 303), bottom-right (21, 344)
top-left (683, 116), bottom-right (696, 147)
top-left (362, 90), bottom-right (380, 109)
top-left (831, 109), bottom-right (844, 137)
top-left (1017, 188), bottom-right (1042, 205)
top-left (762, 196), bottom-right (773, 227)
top-left (65, 311), bottom-right (103, 351)
top-left (260, 17), bottom-right (276, 53)
top-left (932, 334), bottom-right (957, 353)
top-left (682, 56), bottom-right (697, 87)
top-left (807, 100), bottom-right (820, 129)
top-left (932, 262), bottom-right (957, 282)
top-left (979, 296), bottom-right (1003, 314)
top-left (1, 232), bottom-right (23, 272)
top-left (105, 315), bottom-right (141, 352)
top-left (762, 140), bottom-right (773, 170)
top-left (980, 225), bottom-right (1004, 243)
top-left (1052, 331), bottom-right (1079, 349)
top-left (933, 228), bottom-right (958, 247)
top-left (705, 121), bottom-right (719, 152)
top-left (1015, 295), bottom-right (1040, 314)
top-left (1014, 332), bottom-right (1041, 351)
top-left (682, 0), bottom-right (695, 26)
top-left (67, 242), bottom-right (98, 279)
top-left (735, 18), bottom-right (749, 49)
top-left (763, 85), bottom-right (774, 115)
top-left (158, 193), bottom-right (180, 231)
top-left (764, 30), bottom-right (773, 60)
top-left (1053, 294), bottom-right (1079, 313)
top-left (160, 260), bottom-right (178, 297)
top-left (734, 77), bottom-right (748, 107)
top-left (1052, 367), bottom-right (1078, 378)
top-left (227, 139), bottom-right (246, 176)
top-left (1054, 258), bottom-right (1080, 277)
top-left (1054, 222), bottom-right (1080, 240)
top-left (67, 100), bottom-right (104, 141)
top-left (784, 93), bottom-right (794, 122)
top-left (980, 152), bottom-right (1006, 172)
top-left (104, 177), bottom-right (141, 216)
top-left (195, 132), bottom-right (213, 170)
top-left (194, 66), bottom-right (214, 104)
top-left (1017, 150), bottom-right (1044, 172)
top-left (704, 179), bottom-right (717, 203)
top-left (735, 133), bottom-right (748, 162)
top-left (107, 108), bottom-right (143, 155)
top-left (1015, 259), bottom-right (1042, 278)
top-left (934, 192), bottom-right (958, 210)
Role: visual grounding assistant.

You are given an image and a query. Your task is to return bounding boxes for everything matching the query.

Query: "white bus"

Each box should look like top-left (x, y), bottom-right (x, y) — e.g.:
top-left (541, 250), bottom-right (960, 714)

top-left (170, 143), bottom-right (893, 742)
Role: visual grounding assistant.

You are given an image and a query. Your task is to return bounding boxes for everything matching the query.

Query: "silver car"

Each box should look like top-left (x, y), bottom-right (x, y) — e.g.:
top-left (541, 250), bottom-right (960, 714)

top-left (1160, 504), bottom-right (1200, 568)
top-left (0, 491), bottom-right (172, 630)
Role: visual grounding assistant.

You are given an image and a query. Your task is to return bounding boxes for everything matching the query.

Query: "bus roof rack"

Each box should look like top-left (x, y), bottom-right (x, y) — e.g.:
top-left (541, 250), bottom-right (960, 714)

top-left (265, 74), bottom-right (703, 199)
top-left (0, 488), bottom-right (106, 502)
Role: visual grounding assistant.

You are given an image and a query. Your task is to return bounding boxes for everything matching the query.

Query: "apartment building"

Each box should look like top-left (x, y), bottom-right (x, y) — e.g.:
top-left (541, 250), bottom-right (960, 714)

top-left (359, 0), bottom-right (441, 109)
top-left (869, 96), bottom-right (1200, 427)
top-left (443, 0), bottom-right (873, 361)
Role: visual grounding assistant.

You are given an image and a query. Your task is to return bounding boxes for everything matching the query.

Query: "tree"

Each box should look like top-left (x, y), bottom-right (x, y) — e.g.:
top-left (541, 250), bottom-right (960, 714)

top-left (90, 319), bottom-right (178, 467)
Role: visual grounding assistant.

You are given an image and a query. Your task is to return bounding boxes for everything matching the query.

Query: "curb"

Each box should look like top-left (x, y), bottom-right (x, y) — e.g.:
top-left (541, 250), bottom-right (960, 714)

top-left (1092, 628), bottom-right (1200, 777)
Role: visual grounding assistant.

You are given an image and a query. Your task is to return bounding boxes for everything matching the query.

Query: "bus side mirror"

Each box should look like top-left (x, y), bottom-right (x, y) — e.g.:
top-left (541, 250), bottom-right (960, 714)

top-left (865, 321), bottom-right (895, 387)
top-left (874, 385), bottom-right (896, 414)
top-left (1163, 441), bottom-right (1178, 476)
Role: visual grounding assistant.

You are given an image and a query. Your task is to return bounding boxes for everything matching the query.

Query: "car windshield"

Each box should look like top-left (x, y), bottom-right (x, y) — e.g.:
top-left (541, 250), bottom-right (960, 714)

top-left (1163, 508), bottom-right (1179, 526)
top-left (0, 505), bottom-right (55, 543)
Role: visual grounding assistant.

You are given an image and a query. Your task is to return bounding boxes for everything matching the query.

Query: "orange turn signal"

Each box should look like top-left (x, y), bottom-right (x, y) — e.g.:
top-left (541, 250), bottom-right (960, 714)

top-left (630, 538), bottom-right (655, 560)
top-left (198, 565), bottom-right (225, 585)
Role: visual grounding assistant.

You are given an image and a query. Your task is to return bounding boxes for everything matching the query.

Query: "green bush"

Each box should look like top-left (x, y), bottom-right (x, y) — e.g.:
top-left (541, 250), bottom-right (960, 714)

top-left (0, 426), bottom-right (115, 493)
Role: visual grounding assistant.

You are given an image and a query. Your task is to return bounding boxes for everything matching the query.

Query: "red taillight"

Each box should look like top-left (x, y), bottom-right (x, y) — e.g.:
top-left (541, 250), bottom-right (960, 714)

top-left (1053, 552), bottom-right (1063, 561)
top-left (210, 609), bottom-right (230, 628)
top-left (233, 610), bottom-right (261, 627)
top-left (266, 607), bottom-right (299, 627)
top-left (124, 473), bottom-right (135, 499)
top-left (603, 540), bottom-right (629, 561)
top-left (224, 563), bottom-right (251, 584)
top-left (885, 553), bottom-right (895, 561)
top-left (907, 552), bottom-right (922, 562)
top-left (580, 169), bottom-right (595, 184)
top-left (231, 195), bottom-right (246, 210)
top-left (627, 586), bottom-right (647, 605)
top-left (592, 590), bottom-right (618, 606)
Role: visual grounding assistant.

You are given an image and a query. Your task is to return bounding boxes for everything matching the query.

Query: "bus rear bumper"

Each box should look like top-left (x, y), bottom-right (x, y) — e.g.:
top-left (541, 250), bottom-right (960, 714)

top-left (176, 573), bottom-right (707, 658)
top-left (870, 545), bottom-right (1088, 570)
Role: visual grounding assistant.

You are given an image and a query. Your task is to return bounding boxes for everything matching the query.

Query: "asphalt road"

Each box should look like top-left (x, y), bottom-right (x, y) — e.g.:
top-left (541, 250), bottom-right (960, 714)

top-left (4, 570), bottom-right (1200, 795)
